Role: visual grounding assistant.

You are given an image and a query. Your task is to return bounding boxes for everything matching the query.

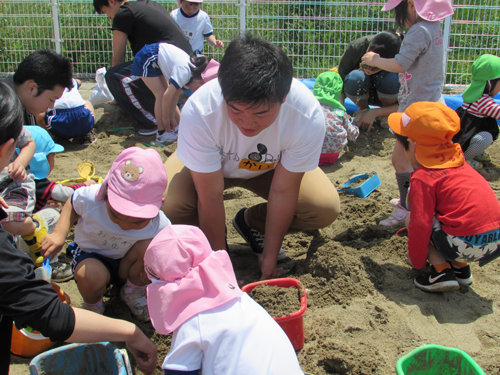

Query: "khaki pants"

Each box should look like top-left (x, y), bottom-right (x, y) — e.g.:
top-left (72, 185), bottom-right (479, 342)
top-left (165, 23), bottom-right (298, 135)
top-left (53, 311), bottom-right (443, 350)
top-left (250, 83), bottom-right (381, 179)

top-left (163, 151), bottom-right (340, 233)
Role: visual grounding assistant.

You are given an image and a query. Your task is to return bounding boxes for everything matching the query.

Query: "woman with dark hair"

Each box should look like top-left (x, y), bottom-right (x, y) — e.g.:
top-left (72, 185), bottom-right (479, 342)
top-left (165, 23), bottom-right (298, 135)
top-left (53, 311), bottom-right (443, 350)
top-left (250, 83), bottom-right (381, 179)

top-left (338, 30), bottom-right (403, 133)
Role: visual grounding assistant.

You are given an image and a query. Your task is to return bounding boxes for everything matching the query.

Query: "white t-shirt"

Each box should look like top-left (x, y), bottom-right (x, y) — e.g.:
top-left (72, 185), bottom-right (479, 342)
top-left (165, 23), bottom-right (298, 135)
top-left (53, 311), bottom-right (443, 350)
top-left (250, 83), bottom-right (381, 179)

top-left (170, 8), bottom-right (214, 53)
top-left (177, 79), bottom-right (325, 179)
top-left (54, 78), bottom-right (86, 109)
top-left (71, 184), bottom-right (171, 259)
top-left (162, 293), bottom-right (304, 375)
top-left (157, 43), bottom-right (193, 89)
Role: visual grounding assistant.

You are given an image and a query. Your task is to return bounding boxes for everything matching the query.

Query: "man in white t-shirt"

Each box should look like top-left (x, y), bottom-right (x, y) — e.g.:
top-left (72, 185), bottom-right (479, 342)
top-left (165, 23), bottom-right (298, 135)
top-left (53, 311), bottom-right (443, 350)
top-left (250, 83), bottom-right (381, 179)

top-left (163, 34), bottom-right (340, 280)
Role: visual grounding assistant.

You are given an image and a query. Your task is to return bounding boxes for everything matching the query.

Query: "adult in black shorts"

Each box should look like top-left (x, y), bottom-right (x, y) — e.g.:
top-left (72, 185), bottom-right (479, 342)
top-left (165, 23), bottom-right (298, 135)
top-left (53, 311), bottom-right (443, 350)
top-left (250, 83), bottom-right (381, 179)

top-left (93, 0), bottom-right (193, 135)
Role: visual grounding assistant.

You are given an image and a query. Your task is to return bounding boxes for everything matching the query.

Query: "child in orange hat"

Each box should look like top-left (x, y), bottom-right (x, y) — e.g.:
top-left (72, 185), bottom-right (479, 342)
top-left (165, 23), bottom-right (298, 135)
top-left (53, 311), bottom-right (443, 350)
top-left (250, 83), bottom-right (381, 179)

top-left (388, 101), bottom-right (500, 292)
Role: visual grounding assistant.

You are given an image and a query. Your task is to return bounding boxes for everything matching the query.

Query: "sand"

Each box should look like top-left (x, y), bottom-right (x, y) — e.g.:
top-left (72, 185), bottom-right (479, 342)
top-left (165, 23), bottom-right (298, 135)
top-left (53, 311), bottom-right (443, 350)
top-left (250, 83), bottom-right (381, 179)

top-left (9, 82), bottom-right (500, 374)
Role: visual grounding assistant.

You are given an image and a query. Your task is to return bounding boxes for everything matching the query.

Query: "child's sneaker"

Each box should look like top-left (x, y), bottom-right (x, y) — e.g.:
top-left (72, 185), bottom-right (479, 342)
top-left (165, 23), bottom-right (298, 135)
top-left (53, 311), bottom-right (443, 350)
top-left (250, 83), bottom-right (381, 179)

top-left (467, 159), bottom-right (483, 170)
top-left (414, 267), bottom-right (460, 292)
top-left (81, 298), bottom-right (105, 315)
top-left (232, 208), bottom-right (287, 260)
top-left (22, 213), bottom-right (49, 266)
top-left (449, 262), bottom-right (473, 285)
top-left (473, 152), bottom-right (491, 162)
top-left (82, 132), bottom-right (97, 146)
top-left (121, 283), bottom-right (150, 322)
top-left (155, 130), bottom-right (177, 144)
top-left (138, 127), bottom-right (158, 136)
top-left (51, 261), bottom-right (73, 282)
top-left (379, 202), bottom-right (409, 227)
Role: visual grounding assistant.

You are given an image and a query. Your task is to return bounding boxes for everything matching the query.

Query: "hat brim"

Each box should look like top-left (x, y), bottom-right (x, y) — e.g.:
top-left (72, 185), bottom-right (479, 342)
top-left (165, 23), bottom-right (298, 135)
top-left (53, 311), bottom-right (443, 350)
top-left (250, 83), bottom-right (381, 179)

top-left (107, 188), bottom-right (161, 219)
top-left (462, 80), bottom-right (487, 104)
top-left (50, 144), bottom-right (64, 153)
top-left (381, 0), bottom-right (402, 11)
top-left (201, 59), bottom-right (220, 82)
top-left (415, 143), bottom-right (464, 169)
top-left (388, 112), bottom-right (406, 137)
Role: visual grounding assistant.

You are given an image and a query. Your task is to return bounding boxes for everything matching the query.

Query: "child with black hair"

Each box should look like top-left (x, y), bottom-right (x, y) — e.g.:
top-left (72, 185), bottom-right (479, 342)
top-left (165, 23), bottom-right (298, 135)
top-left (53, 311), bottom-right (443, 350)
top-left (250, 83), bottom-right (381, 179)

top-left (453, 54), bottom-right (500, 170)
top-left (361, 0), bottom-right (454, 227)
top-left (338, 29), bottom-right (402, 133)
top-left (388, 102), bottom-right (500, 292)
top-left (0, 81), bottom-right (157, 375)
top-left (131, 43), bottom-right (220, 143)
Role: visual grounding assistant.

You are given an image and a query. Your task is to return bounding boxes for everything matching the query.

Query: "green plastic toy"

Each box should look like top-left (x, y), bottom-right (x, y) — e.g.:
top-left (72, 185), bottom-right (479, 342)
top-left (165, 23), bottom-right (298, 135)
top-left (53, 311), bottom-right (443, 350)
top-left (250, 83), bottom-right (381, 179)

top-left (396, 344), bottom-right (486, 375)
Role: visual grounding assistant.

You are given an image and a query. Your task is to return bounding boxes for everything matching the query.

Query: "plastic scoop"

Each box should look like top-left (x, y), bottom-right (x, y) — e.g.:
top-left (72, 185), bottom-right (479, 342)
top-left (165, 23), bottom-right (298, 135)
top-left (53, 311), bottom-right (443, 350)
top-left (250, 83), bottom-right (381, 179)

top-left (77, 161), bottom-right (95, 181)
top-left (34, 258), bottom-right (52, 282)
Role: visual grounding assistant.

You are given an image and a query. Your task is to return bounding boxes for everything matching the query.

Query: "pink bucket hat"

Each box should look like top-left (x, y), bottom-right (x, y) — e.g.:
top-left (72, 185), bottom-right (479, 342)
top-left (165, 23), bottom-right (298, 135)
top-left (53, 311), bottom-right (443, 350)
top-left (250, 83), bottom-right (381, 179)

top-left (144, 225), bottom-right (242, 334)
top-left (96, 147), bottom-right (168, 219)
top-left (201, 59), bottom-right (220, 82)
top-left (382, 0), bottom-right (454, 21)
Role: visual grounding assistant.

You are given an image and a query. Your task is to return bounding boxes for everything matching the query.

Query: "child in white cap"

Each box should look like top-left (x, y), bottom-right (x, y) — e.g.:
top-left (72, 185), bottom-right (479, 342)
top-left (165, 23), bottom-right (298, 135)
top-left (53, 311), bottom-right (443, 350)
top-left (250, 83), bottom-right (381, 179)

top-left (144, 224), bottom-right (304, 375)
top-left (41, 147), bottom-right (171, 321)
top-left (171, 0), bottom-right (224, 55)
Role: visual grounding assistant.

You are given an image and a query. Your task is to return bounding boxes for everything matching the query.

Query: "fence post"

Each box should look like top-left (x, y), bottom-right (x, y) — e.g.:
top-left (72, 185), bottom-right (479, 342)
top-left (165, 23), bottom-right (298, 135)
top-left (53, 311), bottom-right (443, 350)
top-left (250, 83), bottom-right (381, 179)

top-left (50, 0), bottom-right (62, 53)
top-left (239, 0), bottom-right (246, 36)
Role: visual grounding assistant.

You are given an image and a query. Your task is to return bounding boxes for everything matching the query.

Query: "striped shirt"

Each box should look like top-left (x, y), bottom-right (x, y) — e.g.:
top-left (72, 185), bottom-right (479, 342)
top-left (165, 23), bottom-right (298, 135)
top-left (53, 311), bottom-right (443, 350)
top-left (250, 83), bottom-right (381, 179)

top-left (462, 94), bottom-right (500, 119)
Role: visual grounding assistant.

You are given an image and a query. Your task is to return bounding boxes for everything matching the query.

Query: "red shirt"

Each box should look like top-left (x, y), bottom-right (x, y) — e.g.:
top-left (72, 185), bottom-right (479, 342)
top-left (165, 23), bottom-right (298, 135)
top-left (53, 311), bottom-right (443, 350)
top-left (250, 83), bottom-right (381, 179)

top-left (408, 163), bottom-right (500, 269)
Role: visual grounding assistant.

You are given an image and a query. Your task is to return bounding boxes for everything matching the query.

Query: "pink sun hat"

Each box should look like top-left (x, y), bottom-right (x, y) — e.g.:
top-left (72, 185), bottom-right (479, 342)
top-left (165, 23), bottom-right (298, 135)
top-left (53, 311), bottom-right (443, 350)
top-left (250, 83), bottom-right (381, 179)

top-left (382, 0), bottom-right (454, 21)
top-left (96, 147), bottom-right (168, 219)
top-left (144, 225), bottom-right (242, 334)
top-left (201, 58), bottom-right (220, 82)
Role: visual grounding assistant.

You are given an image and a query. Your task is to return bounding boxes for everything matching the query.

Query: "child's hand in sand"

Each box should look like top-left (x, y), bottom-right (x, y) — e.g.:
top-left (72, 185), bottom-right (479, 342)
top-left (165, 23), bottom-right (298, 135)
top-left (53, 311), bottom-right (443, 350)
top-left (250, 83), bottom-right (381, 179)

top-left (8, 160), bottom-right (27, 182)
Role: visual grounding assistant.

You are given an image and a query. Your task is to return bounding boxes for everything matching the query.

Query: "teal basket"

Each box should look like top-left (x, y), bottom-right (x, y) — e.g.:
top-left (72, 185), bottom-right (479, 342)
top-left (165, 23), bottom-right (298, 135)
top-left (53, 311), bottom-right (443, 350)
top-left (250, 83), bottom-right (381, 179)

top-left (396, 344), bottom-right (486, 375)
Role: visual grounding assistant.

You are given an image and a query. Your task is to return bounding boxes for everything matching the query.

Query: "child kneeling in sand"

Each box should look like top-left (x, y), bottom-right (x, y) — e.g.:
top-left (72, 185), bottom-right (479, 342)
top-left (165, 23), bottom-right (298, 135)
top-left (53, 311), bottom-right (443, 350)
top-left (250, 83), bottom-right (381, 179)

top-left (144, 225), bottom-right (304, 374)
top-left (388, 102), bottom-right (500, 292)
top-left (41, 147), bottom-right (171, 321)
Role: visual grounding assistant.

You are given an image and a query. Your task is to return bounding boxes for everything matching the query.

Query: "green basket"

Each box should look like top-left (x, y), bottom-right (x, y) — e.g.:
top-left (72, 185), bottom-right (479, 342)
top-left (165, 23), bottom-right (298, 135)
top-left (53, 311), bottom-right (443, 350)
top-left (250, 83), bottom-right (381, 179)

top-left (396, 344), bottom-right (486, 375)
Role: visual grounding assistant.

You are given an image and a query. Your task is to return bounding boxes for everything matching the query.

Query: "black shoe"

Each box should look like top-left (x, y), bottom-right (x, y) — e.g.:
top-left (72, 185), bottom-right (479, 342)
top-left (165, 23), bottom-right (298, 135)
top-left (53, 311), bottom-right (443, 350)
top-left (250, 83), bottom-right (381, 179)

top-left (138, 127), bottom-right (158, 136)
top-left (414, 267), bottom-right (460, 292)
top-left (449, 262), bottom-right (473, 285)
top-left (232, 208), bottom-right (286, 260)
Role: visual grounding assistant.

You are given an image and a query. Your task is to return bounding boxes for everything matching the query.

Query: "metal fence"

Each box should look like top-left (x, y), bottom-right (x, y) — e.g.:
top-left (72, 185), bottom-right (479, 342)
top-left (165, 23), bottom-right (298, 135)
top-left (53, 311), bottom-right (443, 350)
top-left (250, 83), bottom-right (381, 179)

top-left (1, 0), bottom-right (499, 88)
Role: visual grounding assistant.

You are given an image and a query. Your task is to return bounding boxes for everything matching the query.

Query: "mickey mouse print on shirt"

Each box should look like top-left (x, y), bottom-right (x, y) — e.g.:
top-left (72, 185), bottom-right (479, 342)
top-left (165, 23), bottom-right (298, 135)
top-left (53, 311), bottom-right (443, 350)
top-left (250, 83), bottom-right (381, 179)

top-left (238, 143), bottom-right (278, 171)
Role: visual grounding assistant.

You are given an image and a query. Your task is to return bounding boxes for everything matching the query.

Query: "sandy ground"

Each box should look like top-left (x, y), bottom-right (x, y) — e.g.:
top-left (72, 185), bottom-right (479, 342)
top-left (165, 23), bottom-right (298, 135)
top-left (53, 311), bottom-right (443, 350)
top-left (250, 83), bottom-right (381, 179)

top-left (9, 81), bottom-right (500, 374)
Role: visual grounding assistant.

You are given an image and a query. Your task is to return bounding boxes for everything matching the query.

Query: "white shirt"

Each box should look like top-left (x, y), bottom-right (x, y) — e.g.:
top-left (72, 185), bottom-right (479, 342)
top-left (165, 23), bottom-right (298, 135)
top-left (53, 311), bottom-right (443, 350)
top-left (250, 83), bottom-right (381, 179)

top-left (163, 293), bottom-right (304, 375)
top-left (157, 43), bottom-right (193, 89)
top-left (54, 78), bottom-right (86, 109)
top-left (72, 184), bottom-right (171, 259)
top-left (170, 8), bottom-right (214, 53)
top-left (177, 78), bottom-right (325, 179)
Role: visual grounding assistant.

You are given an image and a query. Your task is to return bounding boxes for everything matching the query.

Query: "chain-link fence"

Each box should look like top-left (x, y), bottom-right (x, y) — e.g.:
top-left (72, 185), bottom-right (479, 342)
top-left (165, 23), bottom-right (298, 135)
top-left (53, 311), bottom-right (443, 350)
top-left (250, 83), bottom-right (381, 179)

top-left (1, 0), bottom-right (499, 88)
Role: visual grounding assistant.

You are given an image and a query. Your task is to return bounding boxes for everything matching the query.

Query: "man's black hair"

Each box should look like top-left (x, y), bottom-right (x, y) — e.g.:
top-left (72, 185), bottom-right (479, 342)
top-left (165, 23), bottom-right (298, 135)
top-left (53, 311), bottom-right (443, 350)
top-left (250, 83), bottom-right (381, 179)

top-left (395, 133), bottom-right (410, 151)
top-left (368, 29), bottom-right (403, 59)
top-left (190, 55), bottom-right (211, 79)
top-left (93, 0), bottom-right (111, 14)
top-left (218, 33), bottom-right (293, 107)
top-left (13, 49), bottom-right (73, 96)
top-left (0, 82), bottom-right (23, 146)
top-left (394, 1), bottom-right (409, 30)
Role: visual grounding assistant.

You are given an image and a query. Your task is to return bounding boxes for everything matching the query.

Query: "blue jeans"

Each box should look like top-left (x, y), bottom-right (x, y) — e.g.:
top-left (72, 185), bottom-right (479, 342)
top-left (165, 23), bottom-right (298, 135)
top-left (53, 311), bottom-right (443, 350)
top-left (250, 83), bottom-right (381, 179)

top-left (344, 69), bottom-right (399, 107)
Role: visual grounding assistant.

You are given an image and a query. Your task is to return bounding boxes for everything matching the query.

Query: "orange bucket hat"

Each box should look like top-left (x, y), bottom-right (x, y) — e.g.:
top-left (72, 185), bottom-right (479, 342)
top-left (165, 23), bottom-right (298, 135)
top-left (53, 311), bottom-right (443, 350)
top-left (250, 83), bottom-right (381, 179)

top-left (388, 102), bottom-right (464, 169)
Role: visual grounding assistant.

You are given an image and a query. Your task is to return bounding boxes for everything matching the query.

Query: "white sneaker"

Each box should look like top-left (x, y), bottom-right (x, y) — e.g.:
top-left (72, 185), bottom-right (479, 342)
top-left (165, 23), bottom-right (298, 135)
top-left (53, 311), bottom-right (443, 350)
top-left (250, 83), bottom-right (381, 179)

top-left (121, 284), bottom-right (150, 322)
top-left (155, 131), bottom-right (178, 144)
top-left (379, 203), bottom-right (409, 227)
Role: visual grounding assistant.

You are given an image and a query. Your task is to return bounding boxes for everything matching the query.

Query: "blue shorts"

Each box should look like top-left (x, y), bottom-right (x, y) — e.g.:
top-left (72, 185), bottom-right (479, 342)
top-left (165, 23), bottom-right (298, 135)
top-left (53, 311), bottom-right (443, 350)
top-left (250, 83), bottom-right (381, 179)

top-left (46, 105), bottom-right (94, 140)
top-left (431, 227), bottom-right (500, 267)
top-left (131, 43), bottom-right (162, 78)
top-left (66, 242), bottom-right (123, 286)
top-left (344, 69), bottom-right (400, 107)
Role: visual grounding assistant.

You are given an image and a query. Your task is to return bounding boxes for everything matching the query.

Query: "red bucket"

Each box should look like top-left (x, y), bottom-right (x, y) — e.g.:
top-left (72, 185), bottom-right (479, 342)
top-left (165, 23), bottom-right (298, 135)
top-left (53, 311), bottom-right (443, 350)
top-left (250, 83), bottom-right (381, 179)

top-left (242, 278), bottom-right (307, 351)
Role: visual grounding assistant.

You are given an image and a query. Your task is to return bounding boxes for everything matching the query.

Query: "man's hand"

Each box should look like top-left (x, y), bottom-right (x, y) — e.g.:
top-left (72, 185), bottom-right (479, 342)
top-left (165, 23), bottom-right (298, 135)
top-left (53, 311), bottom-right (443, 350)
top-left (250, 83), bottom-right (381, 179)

top-left (126, 336), bottom-right (158, 375)
top-left (8, 160), bottom-right (27, 182)
top-left (357, 109), bottom-right (378, 135)
top-left (41, 232), bottom-right (66, 259)
top-left (259, 252), bottom-right (289, 280)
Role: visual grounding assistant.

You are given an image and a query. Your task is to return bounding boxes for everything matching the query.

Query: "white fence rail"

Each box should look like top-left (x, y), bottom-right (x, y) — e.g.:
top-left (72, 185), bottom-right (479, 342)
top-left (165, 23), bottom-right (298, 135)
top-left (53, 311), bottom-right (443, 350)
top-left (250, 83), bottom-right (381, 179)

top-left (1, 0), bottom-right (499, 88)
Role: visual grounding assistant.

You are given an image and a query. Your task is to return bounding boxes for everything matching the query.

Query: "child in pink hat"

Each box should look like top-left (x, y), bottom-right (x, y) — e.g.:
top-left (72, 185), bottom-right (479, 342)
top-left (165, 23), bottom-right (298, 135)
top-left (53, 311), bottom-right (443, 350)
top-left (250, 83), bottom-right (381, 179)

top-left (361, 0), bottom-right (454, 228)
top-left (144, 225), bottom-right (304, 375)
top-left (41, 147), bottom-right (171, 321)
